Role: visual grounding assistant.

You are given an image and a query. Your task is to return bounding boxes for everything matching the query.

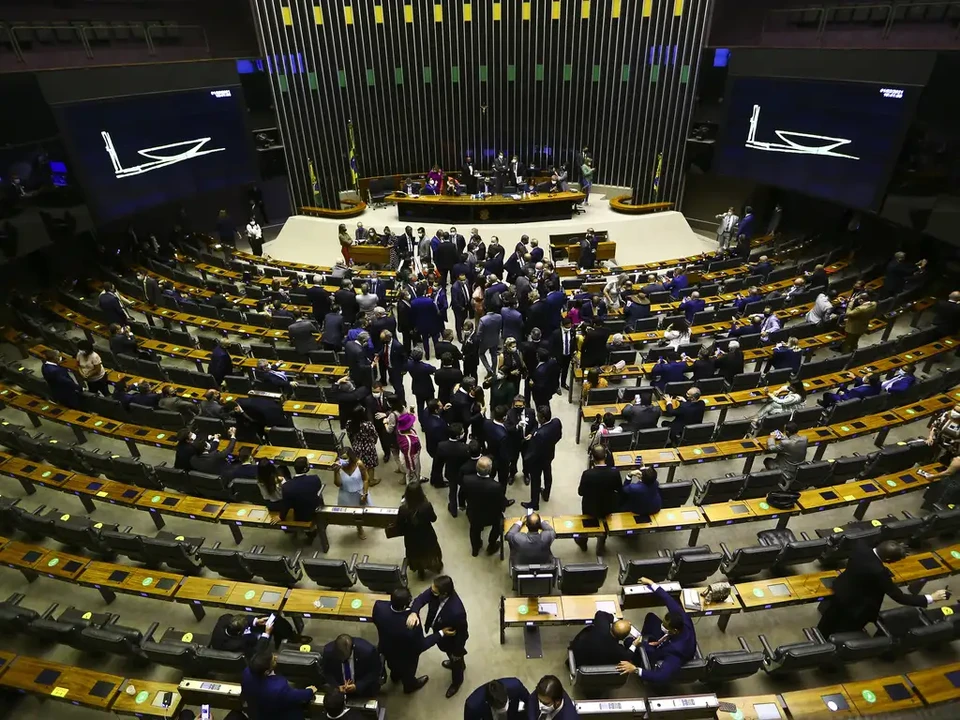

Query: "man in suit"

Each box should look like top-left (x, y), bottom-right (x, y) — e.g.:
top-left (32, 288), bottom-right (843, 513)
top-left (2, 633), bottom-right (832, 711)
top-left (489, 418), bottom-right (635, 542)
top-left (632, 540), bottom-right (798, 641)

top-left (321, 689), bottom-right (364, 719)
top-left (435, 235), bottom-right (459, 288)
top-left (500, 295), bottom-right (524, 342)
top-left (368, 308), bottom-right (396, 356)
top-left (550, 317), bottom-right (575, 389)
top-left (98, 282), bottom-right (130, 325)
top-left (505, 396), bottom-right (538, 482)
top-left (462, 155), bottom-right (478, 194)
top-left (306, 275), bottom-right (331, 322)
top-left (528, 675), bottom-right (577, 720)
top-left (715, 207), bottom-right (739, 250)
top-left (199, 390), bottom-right (230, 419)
top-left (411, 287), bottom-right (443, 360)
top-left (736, 205), bottom-right (755, 241)
top-left (422, 399), bottom-right (450, 488)
top-left (367, 272), bottom-right (387, 306)
top-left (139, 273), bottom-right (161, 306)
top-left (483, 405), bottom-right (512, 486)
top-left (650, 356), bottom-right (689, 392)
top-left (679, 291), bottom-right (705, 323)
top-left (615, 577), bottom-right (697, 685)
top-left (241, 647), bottom-right (317, 720)
top-left (715, 341), bottom-right (744, 384)
top-left (372, 588), bottom-right (429, 694)
top-left (462, 456), bottom-right (511, 556)
top-left (526, 292), bottom-right (552, 336)
top-left (40, 348), bottom-right (81, 409)
top-left (434, 329), bottom-right (463, 372)
top-left (576, 445), bottom-right (622, 551)
top-left (451, 273), bottom-right (471, 342)
top-left (377, 331), bottom-right (406, 401)
top-left (763, 421), bottom-right (808, 489)
top-left (407, 575), bottom-right (469, 698)
top-left (530, 348), bottom-right (560, 407)
top-left (321, 634), bottom-right (381, 698)
top-left (661, 387), bottom-right (705, 443)
top-left (464, 677), bottom-right (529, 720)
top-left (523, 405), bottom-right (562, 509)
top-left (277, 456), bottom-right (322, 521)
top-left (570, 610), bottom-right (639, 666)
top-left (622, 393), bottom-right (661, 432)
top-left (208, 338), bottom-right (233, 384)
top-left (334, 280), bottom-right (360, 326)
top-left (190, 427), bottom-right (237, 475)
top-left (287, 312), bottom-right (319, 355)
top-left (579, 319), bottom-right (612, 370)
top-left (229, 397), bottom-right (291, 440)
top-left (254, 359), bottom-right (297, 394)
top-left (344, 331), bottom-right (374, 389)
top-left (437, 422), bottom-right (471, 516)
top-left (478, 309), bottom-right (503, 376)
top-left (211, 613), bottom-right (296, 657)
top-left (882, 364), bottom-right (917, 394)
top-left (817, 540), bottom-right (948, 639)
top-left (321, 306), bottom-right (345, 351)
top-left (505, 513), bottom-right (555, 567)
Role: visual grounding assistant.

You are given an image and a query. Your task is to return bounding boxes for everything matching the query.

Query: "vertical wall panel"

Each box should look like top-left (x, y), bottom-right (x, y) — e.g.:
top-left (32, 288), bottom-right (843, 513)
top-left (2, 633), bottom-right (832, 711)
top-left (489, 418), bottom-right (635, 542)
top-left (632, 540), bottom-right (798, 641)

top-left (250, 0), bottom-right (713, 209)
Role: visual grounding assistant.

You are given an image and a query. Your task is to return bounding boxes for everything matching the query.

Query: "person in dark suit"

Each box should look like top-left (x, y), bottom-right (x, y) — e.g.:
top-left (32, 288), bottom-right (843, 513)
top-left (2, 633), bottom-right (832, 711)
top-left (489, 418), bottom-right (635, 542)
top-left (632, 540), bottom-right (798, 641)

top-left (464, 677), bottom-right (529, 720)
top-left (579, 320), bottom-right (612, 370)
top-left (411, 288), bottom-right (443, 360)
top-left (407, 347), bottom-right (437, 416)
top-left (139, 273), bottom-right (161, 306)
top-left (521, 405), bottom-right (562, 509)
top-left (575, 445), bottom-right (622, 550)
top-left (482, 405), bottom-right (512, 486)
top-left (550, 317), bottom-right (575, 390)
top-left (287, 313), bottom-right (319, 355)
top-left (208, 338), bottom-right (234, 384)
top-left (526, 294), bottom-right (552, 336)
top-left (569, 610), bottom-right (638, 666)
top-left (408, 575), bottom-right (469, 698)
top-left (321, 634), bottom-right (381, 698)
top-left (421, 399), bottom-right (449, 488)
top-left (211, 612), bottom-right (298, 657)
top-left (372, 588), bottom-right (429, 694)
top-left (276, 456), bottom-right (322, 521)
top-left (190, 427), bottom-right (237, 475)
top-left (378, 331), bottom-right (406, 401)
top-left (229, 397), bottom-right (291, 440)
top-left (816, 540), bottom-right (948, 638)
top-left (335, 280), bottom-right (360, 326)
top-left (40, 349), bottom-right (81, 409)
top-left (530, 348), bottom-right (560, 408)
top-left (621, 467), bottom-right (662, 516)
top-left (98, 282), bottom-right (130, 325)
top-left (174, 428), bottom-right (198, 470)
top-left (715, 341), bottom-right (744, 384)
top-left (437, 422), bottom-right (471, 516)
top-left (451, 273), bottom-right (472, 342)
top-left (369, 308), bottom-right (396, 356)
top-left (241, 647), bottom-right (317, 720)
top-left (679, 291), bottom-right (705, 323)
top-left (321, 689), bottom-right (364, 719)
top-left (882, 252), bottom-right (925, 298)
top-left (436, 354), bottom-right (463, 405)
top-left (528, 676), bottom-right (577, 720)
top-left (615, 577), bottom-right (696, 685)
top-left (621, 394), bottom-right (661, 432)
top-left (462, 456), bottom-right (512, 556)
top-left (306, 275), bottom-right (331, 322)
top-left (661, 387), bottom-right (706, 443)
top-left (461, 156), bottom-right (478, 194)
top-left (321, 307), bottom-right (345, 351)
top-left (650, 357), bottom-right (688, 392)
top-left (344, 332), bottom-right (374, 389)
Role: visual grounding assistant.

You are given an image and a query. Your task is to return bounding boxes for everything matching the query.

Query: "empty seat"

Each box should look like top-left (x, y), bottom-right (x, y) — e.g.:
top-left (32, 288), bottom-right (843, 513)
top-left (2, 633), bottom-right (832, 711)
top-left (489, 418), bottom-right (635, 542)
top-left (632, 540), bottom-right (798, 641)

top-left (302, 428), bottom-right (340, 451)
top-left (198, 544), bottom-right (255, 581)
top-left (658, 481), bottom-right (693, 508)
top-left (618, 555), bottom-right (672, 585)
top-left (268, 427), bottom-right (303, 448)
top-left (694, 475), bottom-right (745, 505)
top-left (714, 418), bottom-right (754, 442)
top-left (663, 547), bottom-right (722, 585)
top-left (705, 642), bottom-right (764, 682)
top-left (876, 606), bottom-right (956, 653)
top-left (793, 460), bottom-right (834, 490)
top-left (193, 647), bottom-right (246, 674)
top-left (677, 422), bottom-right (715, 446)
top-left (242, 550), bottom-right (303, 586)
top-left (356, 557), bottom-right (408, 593)
top-left (567, 649), bottom-right (628, 697)
top-left (818, 527), bottom-right (881, 566)
top-left (634, 427), bottom-right (670, 449)
top-left (101, 529), bottom-right (148, 563)
top-left (73, 622), bottom-right (146, 658)
top-left (760, 631), bottom-right (836, 675)
top-left (142, 535), bottom-right (203, 574)
top-left (188, 471), bottom-right (235, 501)
top-left (557, 562), bottom-right (608, 595)
top-left (719, 543), bottom-right (781, 580)
top-left (829, 454), bottom-right (868, 483)
top-left (275, 650), bottom-right (323, 683)
top-left (825, 631), bottom-right (894, 663)
top-left (757, 529), bottom-right (827, 573)
top-left (0, 594), bottom-right (39, 633)
top-left (302, 552), bottom-right (357, 589)
top-left (739, 469), bottom-right (783, 499)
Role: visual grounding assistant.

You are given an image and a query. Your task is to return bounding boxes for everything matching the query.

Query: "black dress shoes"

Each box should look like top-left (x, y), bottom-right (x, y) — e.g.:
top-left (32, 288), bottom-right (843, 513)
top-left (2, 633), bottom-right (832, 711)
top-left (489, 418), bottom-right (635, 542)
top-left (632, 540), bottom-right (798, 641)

top-left (404, 676), bottom-right (429, 694)
top-left (445, 683), bottom-right (462, 698)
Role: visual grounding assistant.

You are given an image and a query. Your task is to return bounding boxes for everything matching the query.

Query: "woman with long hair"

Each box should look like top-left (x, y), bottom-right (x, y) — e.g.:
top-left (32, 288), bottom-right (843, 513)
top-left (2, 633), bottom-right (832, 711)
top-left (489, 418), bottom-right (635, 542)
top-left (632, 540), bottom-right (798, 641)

top-left (76, 339), bottom-right (110, 397)
top-left (346, 405), bottom-right (380, 487)
top-left (497, 336), bottom-right (525, 400)
top-left (663, 318), bottom-right (691, 350)
top-left (395, 404), bottom-right (423, 485)
top-left (257, 458), bottom-right (283, 508)
top-left (395, 480), bottom-right (443, 579)
top-left (334, 446), bottom-right (370, 538)
top-left (338, 223), bottom-right (353, 266)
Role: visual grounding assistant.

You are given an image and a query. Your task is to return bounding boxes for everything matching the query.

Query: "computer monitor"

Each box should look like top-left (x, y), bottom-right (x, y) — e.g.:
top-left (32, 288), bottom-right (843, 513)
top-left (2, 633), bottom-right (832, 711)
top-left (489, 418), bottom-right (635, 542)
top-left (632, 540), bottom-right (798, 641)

top-left (517, 572), bottom-right (555, 597)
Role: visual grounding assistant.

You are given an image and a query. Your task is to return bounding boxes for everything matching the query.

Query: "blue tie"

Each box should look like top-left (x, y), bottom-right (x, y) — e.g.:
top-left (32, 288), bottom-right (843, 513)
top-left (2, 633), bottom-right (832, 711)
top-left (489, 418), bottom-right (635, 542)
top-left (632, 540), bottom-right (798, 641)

top-left (343, 660), bottom-right (352, 682)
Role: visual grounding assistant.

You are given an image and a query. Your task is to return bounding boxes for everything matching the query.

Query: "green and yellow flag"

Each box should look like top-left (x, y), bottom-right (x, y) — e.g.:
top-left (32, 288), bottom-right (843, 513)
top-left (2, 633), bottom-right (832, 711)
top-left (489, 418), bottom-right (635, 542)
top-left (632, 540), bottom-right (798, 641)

top-left (308, 158), bottom-right (320, 203)
top-left (652, 152), bottom-right (663, 195)
top-left (348, 121), bottom-right (359, 191)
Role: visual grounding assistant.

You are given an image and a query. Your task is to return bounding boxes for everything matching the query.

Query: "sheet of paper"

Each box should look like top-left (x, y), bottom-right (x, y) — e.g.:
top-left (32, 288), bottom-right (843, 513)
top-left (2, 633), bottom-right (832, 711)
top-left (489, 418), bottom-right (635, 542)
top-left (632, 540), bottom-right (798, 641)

top-left (595, 600), bottom-right (617, 614)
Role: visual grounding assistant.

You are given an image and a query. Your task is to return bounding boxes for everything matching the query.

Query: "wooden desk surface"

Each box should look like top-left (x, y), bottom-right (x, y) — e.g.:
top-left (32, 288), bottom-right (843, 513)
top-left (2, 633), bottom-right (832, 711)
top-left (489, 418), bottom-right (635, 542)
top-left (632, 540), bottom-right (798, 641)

top-left (735, 578), bottom-right (802, 610)
top-left (604, 512), bottom-right (658, 535)
top-left (112, 680), bottom-right (183, 718)
top-left (562, 594), bottom-right (623, 620)
top-left (742, 496), bottom-right (802, 521)
top-left (0, 655), bottom-right (124, 709)
top-left (612, 449), bottom-right (681, 469)
top-left (0, 455), bottom-right (73, 487)
top-left (339, 592), bottom-right (385, 620)
top-left (283, 589), bottom-right (346, 616)
top-left (227, 582), bottom-right (287, 612)
top-left (63, 475), bottom-right (142, 505)
top-left (906, 660), bottom-right (960, 705)
top-left (842, 675), bottom-right (922, 715)
top-left (797, 480), bottom-right (887, 513)
top-left (502, 596), bottom-right (566, 624)
top-left (78, 561), bottom-right (183, 599)
top-left (0, 651), bottom-right (13, 679)
top-left (868, 466), bottom-right (933, 496)
top-left (936, 543), bottom-right (960, 571)
top-left (390, 190), bottom-right (586, 206)
top-left (0, 539), bottom-right (47, 571)
top-left (717, 695), bottom-right (785, 720)
top-left (889, 552), bottom-right (952, 584)
top-left (780, 687), bottom-right (858, 719)
top-left (135, 491), bottom-right (226, 521)
top-left (32, 548), bottom-right (90, 581)
top-left (702, 501), bottom-right (758, 525)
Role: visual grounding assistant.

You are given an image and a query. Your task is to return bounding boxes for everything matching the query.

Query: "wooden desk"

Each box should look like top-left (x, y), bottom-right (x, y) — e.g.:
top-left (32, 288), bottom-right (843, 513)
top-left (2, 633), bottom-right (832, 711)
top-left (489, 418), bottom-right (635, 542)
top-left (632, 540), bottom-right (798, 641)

top-left (77, 561), bottom-right (183, 604)
top-left (717, 695), bottom-right (785, 720)
top-left (499, 594), bottom-right (621, 643)
top-left (907, 660), bottom-right (960, 705)
top-left (135, 491), bottom-right (225, 530)
top-left (702, 501), bottom-right (758, 526)
top-left (889, 552), bottom-right (952, 586)
top-left (735, 578), bottom-right (803, 611)
top-left (936, 543), bottom-right (960, 572)
top-left (0, 655), bottom-right (124, 710)
top-left (780, 687), bottom-right (858, 719)
top-left (350, 244), bottom-right (392, 266)
top-left (282, 589), bottom-right (346, 618)
top-left (788, 570), bottom-right (839, 600)
top-left (174, 577), bottom-right (286, 620)
top-left (339, 592), bottom-right (385, 621)
top-left (842, 675), bottom-right (922, 715)
top-left (112, 680), bottom-right (183, 719)
top-left (219, 503), bottom-right (311, 542)
top-left (31, 548), bottom-right (90, 582)
top-left (390, 191), bottom-right (586, 223)
top-left (797, 480), bottom-right (887, 520)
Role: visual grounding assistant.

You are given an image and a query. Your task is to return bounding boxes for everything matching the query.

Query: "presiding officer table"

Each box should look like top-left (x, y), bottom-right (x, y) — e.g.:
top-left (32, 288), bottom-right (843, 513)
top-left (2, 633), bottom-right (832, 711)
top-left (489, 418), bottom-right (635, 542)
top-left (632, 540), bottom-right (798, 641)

top-left (388, 190), bottom-right (586, 223)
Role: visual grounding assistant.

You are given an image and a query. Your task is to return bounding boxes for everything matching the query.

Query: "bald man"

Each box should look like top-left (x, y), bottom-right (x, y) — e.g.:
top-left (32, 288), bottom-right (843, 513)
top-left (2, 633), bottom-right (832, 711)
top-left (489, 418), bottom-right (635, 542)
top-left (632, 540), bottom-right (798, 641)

top-left (569, 609), bottom-right (639, 666)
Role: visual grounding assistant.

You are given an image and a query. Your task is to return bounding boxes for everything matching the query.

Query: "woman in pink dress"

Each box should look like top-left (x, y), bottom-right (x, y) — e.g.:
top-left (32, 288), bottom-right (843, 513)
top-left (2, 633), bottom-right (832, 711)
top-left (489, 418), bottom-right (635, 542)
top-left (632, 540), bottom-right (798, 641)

top-left (395, 409), bottom-right (423, 485)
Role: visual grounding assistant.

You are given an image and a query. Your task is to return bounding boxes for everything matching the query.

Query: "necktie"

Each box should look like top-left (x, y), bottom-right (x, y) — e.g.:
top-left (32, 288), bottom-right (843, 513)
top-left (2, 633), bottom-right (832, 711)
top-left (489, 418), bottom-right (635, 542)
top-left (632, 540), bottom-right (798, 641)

top-left (563, 330), bottom-right (570, 355)
top-left (343, 660), bottom-right (352, 682)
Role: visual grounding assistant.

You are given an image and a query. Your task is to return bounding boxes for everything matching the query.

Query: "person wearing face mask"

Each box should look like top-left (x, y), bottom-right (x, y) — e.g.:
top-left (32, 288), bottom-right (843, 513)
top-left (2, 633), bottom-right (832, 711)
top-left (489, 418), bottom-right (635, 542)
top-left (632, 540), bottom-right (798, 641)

top-left (922, 404), bottom-right (960, 508)
top-left (407, 575), bottom-right (469, 698)
top-left (528, 675), bottom-right (577, 719)
top-left (464, 677), bottom-right (529, 720)
top-left (40, 348), bottom-right (82, 409)
top-left (881, 363), bottom-right (917, 393)
top-left (241, 646), bottom-right (318, 720)
top-left (615, 577), bottom-right (696, 684)
top-left (569, 608), bottom-right (640, 667)
top-left (174, 427), bottom-right (198, 471)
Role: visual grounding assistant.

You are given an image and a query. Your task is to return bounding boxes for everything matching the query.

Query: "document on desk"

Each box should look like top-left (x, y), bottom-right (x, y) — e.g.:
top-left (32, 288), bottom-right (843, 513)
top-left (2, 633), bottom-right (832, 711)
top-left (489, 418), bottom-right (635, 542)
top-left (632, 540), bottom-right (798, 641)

top-left (537, 602), bottom-right (558, 615)
top-left (682, 589), bottom-right (702, 610)
top-left (595, 600), bottom-right (617, 614)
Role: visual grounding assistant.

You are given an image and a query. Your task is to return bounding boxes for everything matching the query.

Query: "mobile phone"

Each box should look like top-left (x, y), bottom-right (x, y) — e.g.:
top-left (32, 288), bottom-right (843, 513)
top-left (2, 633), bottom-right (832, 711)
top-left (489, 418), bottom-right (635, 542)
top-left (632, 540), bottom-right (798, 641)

top-left (267, 613), bottom-right (276, 626)
top-left (200, 705), bottom-right (211, 720)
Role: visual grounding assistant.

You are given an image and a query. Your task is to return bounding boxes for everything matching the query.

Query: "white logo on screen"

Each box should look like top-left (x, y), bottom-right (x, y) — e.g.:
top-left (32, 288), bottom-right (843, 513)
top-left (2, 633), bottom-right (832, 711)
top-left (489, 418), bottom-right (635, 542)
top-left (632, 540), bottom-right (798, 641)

top-left (744, 104), bottom-right (859, 160)
top-left (880, 88), bottom-right (904, 99)
top-left (210, 89), bottom-right (232, 98)
top-left (101, 131), bottom-right (226, 178)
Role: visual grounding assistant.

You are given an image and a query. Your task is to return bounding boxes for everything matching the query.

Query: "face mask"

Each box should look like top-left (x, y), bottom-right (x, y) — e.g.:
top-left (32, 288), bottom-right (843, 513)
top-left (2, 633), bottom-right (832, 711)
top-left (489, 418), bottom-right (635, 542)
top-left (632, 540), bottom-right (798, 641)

top-left (339, 457), bottom-right (349, 465)
top-left (951, 411), bottom-right (960, 420)
top-left (661, 623), bottom-right (670, 634)
top-left (539, 702), bottom-right (555, 713)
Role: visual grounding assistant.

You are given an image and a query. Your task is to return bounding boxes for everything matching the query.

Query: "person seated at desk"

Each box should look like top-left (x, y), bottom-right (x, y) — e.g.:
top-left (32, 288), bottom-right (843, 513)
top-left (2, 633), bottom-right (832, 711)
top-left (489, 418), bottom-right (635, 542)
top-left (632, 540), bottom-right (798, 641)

top-left (819, 372), bottom-right (882, 407)
top-left (765, 337), bottom-right (802, 375)
top-left (131, 381), bottom-right (162, 408)
top-left (211, 613), bottom-right (298, 657)
top-left (661, 387), bottom-right (705, 443)
top-left (528, 675), bottom-right (578, 720)
top-left (569, 609), bottom-right (639, 666)
top-left (733, 286), bottom-right (762, 315)
top-left (882, 364), bottom-right (917, 393)
top-left (616, 577), bottom-right (696, 684)
top-left (679, 291), bottom-right (705, 323)
top-left (622, 394), bottom-right (661, 432)
top-left (401, 177), bottom-right (420, 195)
top-left (321, 634), bottom-right (382, 698)
top-left (464, 677), bottom-right (529, 720)
top-left (505, 513), bottom-right (556, 566)
top-left (523, 177), bottom-right (539, 195)
top-left (242, 646), bottom-right (318, 720)
top-left (158, 385), bottom-right (200, 420)
top-left (729, 314), bottom-right (763, 338)
top-left (190, 426), bottom-right (237, 474)
top-left (445, 175), bottom-right (464, 196)
top-left (255, 358), bottom-right (298, 393)
top-left (650, 356), bottom-right (688, 391)
top-left (321, 689), bottom-right (365, 720)
top-left (763, 421), bottom-right (807, 489)
top-left (621, 467), bottom-right (662, 516)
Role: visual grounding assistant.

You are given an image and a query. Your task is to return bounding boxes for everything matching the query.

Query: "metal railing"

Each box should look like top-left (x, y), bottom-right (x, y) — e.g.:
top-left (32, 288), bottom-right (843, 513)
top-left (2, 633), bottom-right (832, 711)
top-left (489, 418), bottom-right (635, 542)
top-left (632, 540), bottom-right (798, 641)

top-left (763, 1), bottom-right (960, 41)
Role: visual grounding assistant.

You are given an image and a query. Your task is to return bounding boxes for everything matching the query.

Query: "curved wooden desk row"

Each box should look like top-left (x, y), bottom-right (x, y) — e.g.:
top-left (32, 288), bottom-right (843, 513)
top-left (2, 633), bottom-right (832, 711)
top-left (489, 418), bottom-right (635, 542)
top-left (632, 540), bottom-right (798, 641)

top-left (298, 198), bottom-right (367, 218)
top-left (609, 197), bottom-right (675, 215)
top-left (503, 460), bottom-right (944, 553)
top-left (43, 302), bottom-right (349, 380)
top-left (18, 340), bottom-right (339, 420)
top-left (0, 532), bottom-right (387, 623)
top-left (576, 335), bottom-right (958, 441)
top-left (610, 387), bottom-right (960, 482)
top-left (193, 261), bottom-right (396, 296)
top-left (0, 382), bottom-right (340, 472)
top-left (388, 191), bottom-right (587, 223)
top-left (223, 246), bottom-right (382, 278)
top-left (0, 650), bottom-right (182, 717)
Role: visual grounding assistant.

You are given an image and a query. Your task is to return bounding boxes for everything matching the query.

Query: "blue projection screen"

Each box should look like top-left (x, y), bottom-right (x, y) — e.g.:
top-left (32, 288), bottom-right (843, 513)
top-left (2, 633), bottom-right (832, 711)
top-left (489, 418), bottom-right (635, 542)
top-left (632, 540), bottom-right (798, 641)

top-left (715, 77), bottom-right (915, 210)
top-left (57, 87), bottom-right (255, 221)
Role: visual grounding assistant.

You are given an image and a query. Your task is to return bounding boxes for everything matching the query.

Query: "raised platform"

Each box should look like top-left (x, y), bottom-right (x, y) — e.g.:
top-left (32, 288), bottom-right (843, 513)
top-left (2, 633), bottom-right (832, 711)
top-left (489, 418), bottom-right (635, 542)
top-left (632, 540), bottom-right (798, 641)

top-left (387, 190), bottom-right (586, 223)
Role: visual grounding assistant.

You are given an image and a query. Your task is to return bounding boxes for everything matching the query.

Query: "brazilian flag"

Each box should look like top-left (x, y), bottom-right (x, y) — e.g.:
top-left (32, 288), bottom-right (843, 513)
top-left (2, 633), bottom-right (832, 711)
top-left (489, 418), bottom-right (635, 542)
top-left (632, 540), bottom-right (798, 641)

top-left (348, 120), bottom-right (359, 191)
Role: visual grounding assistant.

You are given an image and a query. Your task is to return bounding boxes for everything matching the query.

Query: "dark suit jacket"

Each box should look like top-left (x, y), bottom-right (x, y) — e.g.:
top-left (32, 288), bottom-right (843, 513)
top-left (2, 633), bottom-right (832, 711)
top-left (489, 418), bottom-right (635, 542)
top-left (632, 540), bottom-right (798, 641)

top-left (41, 362), bottom-right (80, 408)
top-left (98, 291), bottom-right (128, 325)
top-left (211, 613), bottom-right (262, 657)
top-left (335, 288), bottom-right (360, 324)
top-left (278, 473), bottom-right (322, 521)
top-left (142, 275), bottom-right (161, 306)
top-left (238, 396), bottom-right (291, 430)
top-left (526, 301), bottom-right (552, 335)
top-left (306, 285), bottom-right (330, 321)
top-left (523, 417), bottom-right (562, 468)
top-left (482, 420), bottom-right (511, 468)
top-left (531, 359), bottom-right (561, 398)
top-left (622, 404), bottom-right (661, 432)
top-left (663, 399), bottom-right (706, 440)
top-left (208, 345), bottom-right (233, 383)
top-left (372, 599), bottom-right (427, 664)
top-left (412, 587), bottom-right (469, 656)
top-left (578, 466), bottom-right (623, 518)
top-left (421, 413), bottom-right (448, 456)
top-left (321, 637), bottom-right (381, 696)
top-left (715, 350), bottom-right (745, 383)
top-left (651, 360), bottom-right (688, 390)
top-left (241, 667), bottom-right (313, 720)
top-left (462, 474), bottom-right (507, 524)
top-left (464, 676), bottom-right (528, 720)
top-left (550, 327), bottom-right (576, 358)
top-left (344, 341), bottom-right (373, 385)
top-left (407, 360), bottom-right (436, 398)
top-left (288, 319), bottom-right (319, 355)
top-left (524, 691), bottom-right (577, 720)
top-left (190, 438), bottom-right (237, 475)
top-left (570, 610), bottom-right (634, 666)
top-left (322, 312), bottom-right (345, 347)
top-left (369, 316), bottom-right (397, 351)
top-left (642, 587), bottom-right (696, 684)
top-left (820, 541), bottom-right (929, 631)
top-left (438, 439), bottom-right (471, 484)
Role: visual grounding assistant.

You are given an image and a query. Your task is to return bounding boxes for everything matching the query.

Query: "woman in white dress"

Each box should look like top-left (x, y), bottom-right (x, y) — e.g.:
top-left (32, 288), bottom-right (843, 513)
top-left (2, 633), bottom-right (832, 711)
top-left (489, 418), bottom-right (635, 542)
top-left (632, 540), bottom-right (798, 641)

top-left (334, 447), bottom-right (370, 538)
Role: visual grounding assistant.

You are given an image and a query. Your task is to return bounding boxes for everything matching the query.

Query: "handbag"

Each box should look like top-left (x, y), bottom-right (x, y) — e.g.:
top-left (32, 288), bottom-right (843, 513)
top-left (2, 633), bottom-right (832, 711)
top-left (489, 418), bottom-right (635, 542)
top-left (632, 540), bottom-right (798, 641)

top-left (701, 582), bottom-right (731, 603)
top-left (384, 523), bottom-right (402, 539)
top-left (766, 490), bottom-right (800, 509)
